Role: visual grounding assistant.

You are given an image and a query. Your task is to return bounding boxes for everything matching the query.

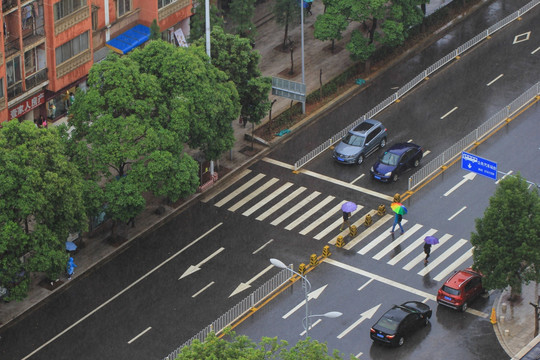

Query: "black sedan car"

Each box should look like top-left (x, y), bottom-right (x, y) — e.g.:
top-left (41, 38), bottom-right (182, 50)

top-left (370, 301), bottom-right (432, 347)
top-left (370, 143), bottom-right (423, 182)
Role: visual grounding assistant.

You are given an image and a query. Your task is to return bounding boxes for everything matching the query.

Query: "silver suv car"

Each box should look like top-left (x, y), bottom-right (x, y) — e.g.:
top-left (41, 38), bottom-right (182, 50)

top-left (333, 119), bottom-right (387, 165)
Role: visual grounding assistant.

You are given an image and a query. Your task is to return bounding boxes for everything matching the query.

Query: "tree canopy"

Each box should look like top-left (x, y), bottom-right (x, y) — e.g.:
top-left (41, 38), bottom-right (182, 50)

top-left (229, 0), bottom-right (257, 43)
top-left (0, 121), bottom-right (88, 300)
top-left (274, 0), bottom-right (302, 50)
top-left (471, 174), bottom-right (540, 298)
top-left (188, 2), bottom-right (224, 43)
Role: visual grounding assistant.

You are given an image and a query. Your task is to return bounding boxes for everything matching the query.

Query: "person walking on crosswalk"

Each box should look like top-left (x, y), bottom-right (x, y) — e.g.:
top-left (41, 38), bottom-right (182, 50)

top-left (390, 213), bottom-right (404, 234)
top-left (424, 243), bottom-right (432, 264)
top-left (340, 211), bottom-right (351, 231)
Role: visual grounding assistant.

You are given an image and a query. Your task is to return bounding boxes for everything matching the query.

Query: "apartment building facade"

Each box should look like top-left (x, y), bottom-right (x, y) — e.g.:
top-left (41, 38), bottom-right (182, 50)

top-left (0, 0), bottom-right (192, 123)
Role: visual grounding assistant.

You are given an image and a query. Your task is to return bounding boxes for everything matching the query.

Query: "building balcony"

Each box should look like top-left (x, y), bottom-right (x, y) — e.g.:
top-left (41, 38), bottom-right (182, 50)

top-left (4, 36), bottom-right (20, 59)
top-left (7, 82), bottom-right (23, 99)
top-left (158, 0), bottom-right (190, 21)
top-left (2, 0), bottom-right (17, 14)
top-left (25, 68), bottom-right (48, 90)
top-left (54, 6), bottom-right (89, 36)
top-left (23, 25), bottom-right (45, 50)
top-left (56, 49), bottom-right (91, 78)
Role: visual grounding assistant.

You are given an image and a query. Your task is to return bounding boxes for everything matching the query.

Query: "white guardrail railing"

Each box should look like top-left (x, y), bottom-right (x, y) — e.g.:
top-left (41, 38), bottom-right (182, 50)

top-left (293, 0), bottom-right (540, 171)
top-left (162, 266), bottom-right (293, 360)
top-left (408, 82), bottom-right (540, 191)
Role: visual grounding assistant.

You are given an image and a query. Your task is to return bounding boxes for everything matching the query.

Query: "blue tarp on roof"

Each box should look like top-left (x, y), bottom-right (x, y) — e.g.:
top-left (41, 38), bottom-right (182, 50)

top-left (105, 24), bottom-right (151, 54)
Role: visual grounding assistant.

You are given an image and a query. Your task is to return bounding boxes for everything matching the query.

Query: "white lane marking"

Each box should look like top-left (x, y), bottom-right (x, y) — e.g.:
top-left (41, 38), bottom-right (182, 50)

top-left (325, 208), bottom-right (368, 243)
top-left (387, 228), bottom-right (437, 265)
top-left (372, 224), bottom-right (423, 260)
top-left (192, 281), bottom-right (215, 298)
top-left (402, 234), bottom-right (452, 270)
top-left (357, 278), bottom-right (374, 291)
top-left (440, 106), bottom-right (458, 119)
top-left (417, 239), bottom-right (468, 276)
top-left (179, 247), bottom-right (225, 279)
top-left (467, 308), bottom-right (489, 318)
top-left (252, 239), bottom-right (273, 254)
top-left (423, 150), bottom-right (431, 157)
top-left (285, 195), bottom-right (334, 230)
top-left (215, 173), bottom-right (265, 207)
top-left (355, 352), bottom-right (363, 358)
top-left (271, 191), bottom-right (321, 226)
top-left (202, 169), bottom-right (251, 203)
top-left (300, 319), bottom-right (322, 336)
top-left (325, 258), bottom-right (437, 300)
top-left (229, 265), bottom-right (274, 297)
top-left (448, 206), bottom-right (467, 221)
top-left (444, 172), bottom-right (476, 196)
top-left (532, 47), bottom-right (540, 54)
top-left (495, 170), bottom-right (513, 185)
top-left (21, 223), bottom-right (223, 360)
top-left (344, 213), bottom-right (392, 250)
top-left (300, 201), bottom-right (347, 236)
top-left (242, 182), bottom-right (293, 216)
top-left (433, 248), bottom-right (474, 281)
top-left (262, 157), bottom-right (394, 202)
top-left (487, 74), bottom-right (503, 86)
top-left (282, 285), bottom-right (328, 319)
top-left (127, 327), bottom-right (152, 344)
top-left (337, 304), bottom-right (381, 339)
top-left (350, 173), bottom-right (365, 184)
top-left (228, 178), bottom-right (279, 212)
top-left (357, 220), bottom-right (409, 255)
top-left (256, 187), bottom-right (306, 221)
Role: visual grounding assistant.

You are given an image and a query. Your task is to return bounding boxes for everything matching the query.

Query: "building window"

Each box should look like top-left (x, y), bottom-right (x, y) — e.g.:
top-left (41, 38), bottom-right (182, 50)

top-left (91, 5), bottom-right (99, 30)
top-left (55, 31), bottom-right (89, 65)
top-left (6, 56), bottom-right (22, 86)
top-left (158, 0), bottom-right (177, 9)
top-left (118, 0), bottom-right (131, 17)
top-left (25, 49), bottom-right (36, 75)
top-left (54, 0), bottom-right (87, 21)
top-left (0, 78), bottom-right (4, 99)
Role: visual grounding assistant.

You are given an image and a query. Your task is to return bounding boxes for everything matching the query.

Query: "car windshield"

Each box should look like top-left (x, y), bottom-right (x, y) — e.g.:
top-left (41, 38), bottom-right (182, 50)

top-left (442, 285), bottom-right (460, 296)
top-left (380, 151), bottom-right (400, 166)
top-left (376, 315), bottom-right (399, 331)
top-left (342, 133), bottom-right (365, 147)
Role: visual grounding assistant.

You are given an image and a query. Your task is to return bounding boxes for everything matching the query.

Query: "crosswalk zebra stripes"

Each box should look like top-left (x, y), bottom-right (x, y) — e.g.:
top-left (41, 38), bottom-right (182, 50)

top-left (210, 171), bottom-right (473, 281)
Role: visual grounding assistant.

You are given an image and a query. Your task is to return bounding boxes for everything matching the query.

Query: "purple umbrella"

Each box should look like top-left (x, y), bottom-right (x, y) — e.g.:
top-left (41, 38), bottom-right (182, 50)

top-left (341, 201), bottom-right (357, 213)
top-left (424, 236), bottom-right (439, 245)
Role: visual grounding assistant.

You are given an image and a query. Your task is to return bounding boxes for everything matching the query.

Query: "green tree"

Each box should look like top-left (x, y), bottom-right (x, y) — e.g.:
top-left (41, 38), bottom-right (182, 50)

top-left (150, 19), bottom-right (161, 40)
top-left (175, 330), bottom-right (349, 359)
top-left (194, 26), bottom-right (271, 126)
top-left (229, 0), bottom-right (257, 44)
top-left (313, 6), bottom-right (348, 53)
top-left (0, 121), bottom-right (88, 300)
top-left (471, 174), bottom-right (540, 299)
top-left (66, 53), bottom-right (200, 236)
top-left (274, 0), bottom-right (301, 50)
top-left (130, 41), bottom-right (240, 161)
top-left (188, 2), bottom-right (224, 43)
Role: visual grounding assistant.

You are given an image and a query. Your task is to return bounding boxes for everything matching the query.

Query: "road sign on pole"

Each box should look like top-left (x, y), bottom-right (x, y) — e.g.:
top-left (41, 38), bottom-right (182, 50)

top-left (272, 77), bottom-right (306, 102)
top-left (461, 151), bottom-right (497, 180)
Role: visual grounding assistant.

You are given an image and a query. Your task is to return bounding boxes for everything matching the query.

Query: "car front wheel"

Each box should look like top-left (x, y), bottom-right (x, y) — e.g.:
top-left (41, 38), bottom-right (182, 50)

top-left (461, 302), bottom-right (468, 312)
top-left (357, 154), bottom-right (364, 165)
top-left (423, 316), bottom-right (429, 326)
top-left (392, 173), bottom-right (399, 182)
top-left (380, 137), bottom-right (387, 148)
top-left (413, 159), bottom-right (420, 167)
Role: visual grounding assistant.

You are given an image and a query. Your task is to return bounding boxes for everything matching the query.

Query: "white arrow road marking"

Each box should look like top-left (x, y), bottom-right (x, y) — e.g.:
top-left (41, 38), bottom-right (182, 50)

top-left (229, 265), bottom-right (274, 298)
top-left (337, 304), bottom-right (381, 339)
top-left (444, 172), bottom-right (476, 196)
top-left (179, 247), bottom-right (225, 279)
top-left (282, 284), bottom-right (328, 319)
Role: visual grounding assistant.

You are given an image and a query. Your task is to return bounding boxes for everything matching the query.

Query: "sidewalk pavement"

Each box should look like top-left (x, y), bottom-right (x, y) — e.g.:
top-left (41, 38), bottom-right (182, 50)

top-left (1, 0), bottom-right (538, 358)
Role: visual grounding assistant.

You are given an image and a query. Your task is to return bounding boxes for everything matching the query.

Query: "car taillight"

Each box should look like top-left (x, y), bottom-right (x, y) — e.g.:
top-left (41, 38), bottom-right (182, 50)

top-left (386, 335), bottom-right (395, 339)
top-left (370, 328), bottom-right (375, 333)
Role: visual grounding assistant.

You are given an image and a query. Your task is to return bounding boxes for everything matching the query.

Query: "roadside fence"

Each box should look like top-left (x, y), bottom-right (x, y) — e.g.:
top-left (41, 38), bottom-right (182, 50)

top-left (408, 81), bottom-right (540, 191)
top-left (293, 0), bottom-right (540, 171)
top-left (162, 266), bottom-right (292, 360)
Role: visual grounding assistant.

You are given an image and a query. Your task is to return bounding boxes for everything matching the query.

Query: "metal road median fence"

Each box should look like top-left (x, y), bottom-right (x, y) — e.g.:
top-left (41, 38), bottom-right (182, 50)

top-left (294, 0), bottom-right (540, 172)
top-left (163, 267), bottom-right (293, 360)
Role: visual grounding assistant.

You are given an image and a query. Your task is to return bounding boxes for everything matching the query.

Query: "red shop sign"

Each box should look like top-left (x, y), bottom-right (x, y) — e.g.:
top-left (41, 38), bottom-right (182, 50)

top-left (9, 92), bottom-right (45, 120)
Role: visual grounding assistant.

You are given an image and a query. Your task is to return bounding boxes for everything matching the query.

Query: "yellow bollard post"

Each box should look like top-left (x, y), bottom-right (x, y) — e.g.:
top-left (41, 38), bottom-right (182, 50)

top-left (490, 307), bottom-right (497, 324)
top-left (364, 214), bottom-right (372, 227)
top-left (310, 254), bottom-right (319, 266)
top-left (322, 245), bottom-right (331, 257)
top-left (349, 225), bottom-right (357, 237)
top-left (298, 263), bottom-right (306, 275)
top-left (377, 204), bottom-right (386, 216)
top-left (393, 193), bottom-right (401, 203)
top-left (336, 236), bottom-right (345, 248)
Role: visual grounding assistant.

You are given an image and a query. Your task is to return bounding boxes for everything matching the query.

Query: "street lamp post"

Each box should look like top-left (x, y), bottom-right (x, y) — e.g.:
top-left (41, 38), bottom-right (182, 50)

top-left (300, 0), bottom-right (305, 114)
top-left (270, 258), bottom-right (341, 337)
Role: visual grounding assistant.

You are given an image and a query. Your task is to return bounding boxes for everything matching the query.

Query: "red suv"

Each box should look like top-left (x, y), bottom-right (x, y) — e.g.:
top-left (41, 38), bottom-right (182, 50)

top-left (437, 267), bottom-right (485, 312)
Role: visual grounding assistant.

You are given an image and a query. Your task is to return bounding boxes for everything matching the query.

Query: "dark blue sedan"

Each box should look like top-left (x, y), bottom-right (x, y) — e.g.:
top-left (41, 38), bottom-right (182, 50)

top-left (370, 143), bottom-right (423, 182)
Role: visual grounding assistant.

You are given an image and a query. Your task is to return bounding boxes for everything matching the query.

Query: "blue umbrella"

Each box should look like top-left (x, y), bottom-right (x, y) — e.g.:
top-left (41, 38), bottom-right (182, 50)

top-left (424, 236), bottom-right (439, 245)
top-left (65, 241), bottom-right (77, 251)
top-left (341, 201), bottom-right (357, 213)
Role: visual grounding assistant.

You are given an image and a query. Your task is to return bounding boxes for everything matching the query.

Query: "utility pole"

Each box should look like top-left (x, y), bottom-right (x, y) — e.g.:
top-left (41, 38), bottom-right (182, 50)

top-left (204, 0), bottom-right (215, 176)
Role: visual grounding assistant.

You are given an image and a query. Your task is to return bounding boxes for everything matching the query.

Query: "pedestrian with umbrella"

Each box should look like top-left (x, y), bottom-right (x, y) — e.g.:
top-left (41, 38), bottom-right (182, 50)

top-left (424, 236), bottom-right (439, 264)
top-left (390, 202), bottom-right (407, 234)
top-left (340, 201), bottom-right (356, 231)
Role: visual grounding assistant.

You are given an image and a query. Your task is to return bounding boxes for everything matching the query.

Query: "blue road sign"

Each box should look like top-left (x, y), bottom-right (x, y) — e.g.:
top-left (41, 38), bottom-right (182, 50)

top-left (461, 151), bottom-right (497, 180)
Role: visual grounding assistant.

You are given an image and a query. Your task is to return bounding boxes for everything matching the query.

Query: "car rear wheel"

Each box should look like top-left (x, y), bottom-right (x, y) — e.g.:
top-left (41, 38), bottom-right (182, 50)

top-left (397, 336), bottom-right (405, 346)
top-left (380, 137), bottom-right (387, 148)
top-left (413, 159), bottom-right (420, 167)
top-left (357, 154), bottom-right (364, 165)
top-left (423, 316), bottom-right (429, 326)
top-left (461, 302), bottom-right (468, 312)
top-left (391, 173), bottom-right (399, 182)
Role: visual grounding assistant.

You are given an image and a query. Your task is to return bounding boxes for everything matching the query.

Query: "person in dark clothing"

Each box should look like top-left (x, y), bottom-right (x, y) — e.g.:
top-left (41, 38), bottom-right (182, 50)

top-left (340, 211), bottom-right (351, 231)
top-left (391, 213), bottom-right (404, 234)
top-left (424, 243), bottom-right (432, 264)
